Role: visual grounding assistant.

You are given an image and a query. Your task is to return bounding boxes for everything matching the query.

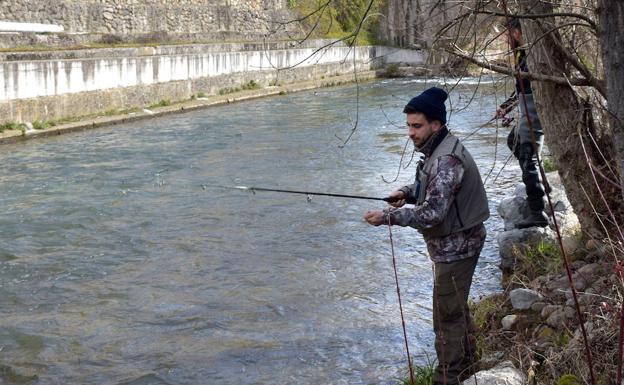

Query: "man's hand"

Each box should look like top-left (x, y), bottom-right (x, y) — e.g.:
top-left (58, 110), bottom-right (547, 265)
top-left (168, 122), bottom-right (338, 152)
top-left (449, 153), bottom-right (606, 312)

top-left (364, 210), bottom-right (386, 226)
top-left (388, 190), bottom-right (406, 208)
top-left (495, 107), bottom-right (507, 119)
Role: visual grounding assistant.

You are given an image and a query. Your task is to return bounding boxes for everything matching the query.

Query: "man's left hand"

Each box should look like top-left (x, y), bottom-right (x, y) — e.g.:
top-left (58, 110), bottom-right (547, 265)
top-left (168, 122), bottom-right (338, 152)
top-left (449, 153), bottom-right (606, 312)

top-left (364, 210), bottom-right (386, 226)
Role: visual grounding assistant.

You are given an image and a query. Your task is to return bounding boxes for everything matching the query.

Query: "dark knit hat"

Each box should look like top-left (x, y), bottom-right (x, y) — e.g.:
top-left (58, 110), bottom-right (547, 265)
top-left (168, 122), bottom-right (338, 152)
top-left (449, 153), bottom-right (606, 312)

top-left (403, 87), bottom-right (448, 124)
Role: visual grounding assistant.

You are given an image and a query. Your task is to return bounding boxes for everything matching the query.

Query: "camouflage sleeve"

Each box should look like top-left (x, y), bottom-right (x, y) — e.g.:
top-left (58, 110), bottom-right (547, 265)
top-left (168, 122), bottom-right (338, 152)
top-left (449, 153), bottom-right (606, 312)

top-left (385, 155), bottom-right (464, 229)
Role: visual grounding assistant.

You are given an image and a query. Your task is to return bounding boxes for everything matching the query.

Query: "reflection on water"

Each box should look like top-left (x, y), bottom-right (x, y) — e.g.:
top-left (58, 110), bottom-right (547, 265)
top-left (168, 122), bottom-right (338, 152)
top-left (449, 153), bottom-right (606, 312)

top-left (0, 79), bottom-right (518, 384)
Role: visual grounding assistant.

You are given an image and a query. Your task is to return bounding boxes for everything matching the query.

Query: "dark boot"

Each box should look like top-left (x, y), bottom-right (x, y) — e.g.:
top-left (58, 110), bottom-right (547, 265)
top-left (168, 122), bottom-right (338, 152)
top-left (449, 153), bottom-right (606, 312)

top-left (517, 210), bottom-right (549, 229)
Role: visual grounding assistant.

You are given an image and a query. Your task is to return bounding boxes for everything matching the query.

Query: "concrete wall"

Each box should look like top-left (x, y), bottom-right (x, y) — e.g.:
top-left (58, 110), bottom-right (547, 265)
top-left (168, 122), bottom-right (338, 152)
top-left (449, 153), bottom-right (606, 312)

top-left (376, 46), bottom-right (427, 65)
top-left (0, 41), bottom-right (388, 123)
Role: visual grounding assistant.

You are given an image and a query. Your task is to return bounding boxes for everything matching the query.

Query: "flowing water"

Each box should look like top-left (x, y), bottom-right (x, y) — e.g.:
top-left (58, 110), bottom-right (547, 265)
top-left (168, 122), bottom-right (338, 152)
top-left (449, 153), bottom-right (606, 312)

top-left (0, 78), bottom-right (519, 385)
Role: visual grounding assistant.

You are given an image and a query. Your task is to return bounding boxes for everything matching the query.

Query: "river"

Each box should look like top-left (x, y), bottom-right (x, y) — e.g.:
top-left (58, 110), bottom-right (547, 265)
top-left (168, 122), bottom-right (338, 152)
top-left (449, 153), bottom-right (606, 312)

top-left (0, 78), bottom-right (518, 385)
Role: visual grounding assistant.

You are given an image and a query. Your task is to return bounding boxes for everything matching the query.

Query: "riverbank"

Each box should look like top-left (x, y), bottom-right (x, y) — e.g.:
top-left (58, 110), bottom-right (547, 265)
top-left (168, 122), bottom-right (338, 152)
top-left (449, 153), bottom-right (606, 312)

top-left (0, 69), bottom-right (376, 145)
top-left (463, 173), bottom-right (620, 385)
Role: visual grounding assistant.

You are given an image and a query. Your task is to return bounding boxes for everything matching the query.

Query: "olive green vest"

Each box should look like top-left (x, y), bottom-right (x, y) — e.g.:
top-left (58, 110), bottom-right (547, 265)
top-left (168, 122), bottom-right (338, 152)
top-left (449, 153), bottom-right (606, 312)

top-left (414, 133), bottom-right (490, 237)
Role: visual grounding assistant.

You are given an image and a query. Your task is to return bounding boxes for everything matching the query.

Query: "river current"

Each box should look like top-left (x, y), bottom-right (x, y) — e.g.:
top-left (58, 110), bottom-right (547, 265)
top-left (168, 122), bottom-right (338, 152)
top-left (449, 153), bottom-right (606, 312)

top-left (0, 78), bottom-right (518, 385)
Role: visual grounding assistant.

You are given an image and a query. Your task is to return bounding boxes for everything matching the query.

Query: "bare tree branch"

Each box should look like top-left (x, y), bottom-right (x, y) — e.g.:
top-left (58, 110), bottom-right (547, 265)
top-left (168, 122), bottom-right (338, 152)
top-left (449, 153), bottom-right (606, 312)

top-left (445, 45), bottom-right (604, 89)
top-left (469, 9), bottom-right (597, 30)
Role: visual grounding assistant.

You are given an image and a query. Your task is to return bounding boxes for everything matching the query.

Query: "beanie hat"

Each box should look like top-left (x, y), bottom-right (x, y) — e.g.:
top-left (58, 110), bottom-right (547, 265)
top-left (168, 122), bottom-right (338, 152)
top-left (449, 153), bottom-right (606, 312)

top-left (403, 87), bottom-right (448, 125)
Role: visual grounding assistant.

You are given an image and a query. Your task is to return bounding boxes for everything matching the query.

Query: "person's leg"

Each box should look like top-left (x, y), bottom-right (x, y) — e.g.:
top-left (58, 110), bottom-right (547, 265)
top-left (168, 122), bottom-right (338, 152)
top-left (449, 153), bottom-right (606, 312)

top-left (517, 93), bottom-right (548, 228)
top-left (432, 256), bottom-right (479, 385)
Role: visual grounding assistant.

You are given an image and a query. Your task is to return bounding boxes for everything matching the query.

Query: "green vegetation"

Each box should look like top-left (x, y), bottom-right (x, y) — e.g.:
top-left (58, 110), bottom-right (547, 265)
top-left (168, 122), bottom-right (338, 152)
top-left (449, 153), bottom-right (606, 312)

top-left (243, 80), bottom-right (260, 90)
top-left (149, 99), bottom-right (171, 108)
top-left (384, 63), bottom-right (401, 77)
top-left (511, 240), bottom-right (563, 281)
top-left (471, 294), bottom-right (506, 331)
top-left (542, 156), bottom-right (558, 172)
top-left (32, 120), bottom-right (54, 130)
top-left (469, 293), bottom-right (510, 361)
top-left (0, 106), bottom-right (143, 135)
top-left (103, 107), bottom-right (140, 116)
top-left (402, 357), bottom-right (436, 385)
top-left (556, 374), bottom-right (581, 385)
top-left (553, 331), bottom-right (571, 347)
top-left (287, 0), bottom-right (382, 45)
top-left (0, 121), bottom-right (27, 133)
top-left (218, 80), bottom-right (261, 95)
top-left (196, 92), bottom-right (207, 98)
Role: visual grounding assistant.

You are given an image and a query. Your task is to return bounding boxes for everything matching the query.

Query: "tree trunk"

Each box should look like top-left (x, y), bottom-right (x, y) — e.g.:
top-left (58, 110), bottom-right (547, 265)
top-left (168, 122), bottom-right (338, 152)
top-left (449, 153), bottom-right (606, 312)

top-left (598, 0), bottom-right (624, 201)
top-left (521, 0), bottom-right (620, 237)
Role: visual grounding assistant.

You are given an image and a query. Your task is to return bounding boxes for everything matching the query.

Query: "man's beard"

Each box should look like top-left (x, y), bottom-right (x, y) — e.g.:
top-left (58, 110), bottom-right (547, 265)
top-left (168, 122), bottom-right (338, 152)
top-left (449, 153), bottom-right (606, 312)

top-left (413, 133), bottom-right (434, 152)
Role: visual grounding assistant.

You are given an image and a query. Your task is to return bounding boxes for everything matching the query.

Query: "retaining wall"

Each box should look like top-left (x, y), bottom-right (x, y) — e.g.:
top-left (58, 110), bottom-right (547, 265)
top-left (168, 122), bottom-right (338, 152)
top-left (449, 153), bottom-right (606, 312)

top-left (1, 41), bottom-right (400, 123)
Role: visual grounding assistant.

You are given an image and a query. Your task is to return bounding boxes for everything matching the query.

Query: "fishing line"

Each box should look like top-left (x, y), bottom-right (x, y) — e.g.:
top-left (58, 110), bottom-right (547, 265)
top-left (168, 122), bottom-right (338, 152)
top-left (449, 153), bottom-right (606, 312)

top-left (387, 216), bottom-right (416, 385)
top-left (206, 182), bottom-right (416, 381)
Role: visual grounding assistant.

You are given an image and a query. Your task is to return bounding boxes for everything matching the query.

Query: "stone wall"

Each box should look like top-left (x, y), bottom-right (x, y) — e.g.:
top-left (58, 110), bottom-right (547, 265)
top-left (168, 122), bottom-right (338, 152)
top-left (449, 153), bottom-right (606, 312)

top-left (0, 0), bottom-right (290, 36)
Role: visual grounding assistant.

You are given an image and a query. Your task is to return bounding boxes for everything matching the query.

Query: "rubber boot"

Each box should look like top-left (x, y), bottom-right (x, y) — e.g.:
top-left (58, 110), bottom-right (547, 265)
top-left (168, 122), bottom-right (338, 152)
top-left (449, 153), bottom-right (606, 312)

top-left (517, 210), bottom-right (549, 229)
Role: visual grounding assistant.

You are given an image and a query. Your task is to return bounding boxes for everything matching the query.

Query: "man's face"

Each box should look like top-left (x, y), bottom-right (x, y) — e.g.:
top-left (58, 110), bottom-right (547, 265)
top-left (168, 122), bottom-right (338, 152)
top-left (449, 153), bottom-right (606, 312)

top-left (406, 112), bottom-right (440, 147)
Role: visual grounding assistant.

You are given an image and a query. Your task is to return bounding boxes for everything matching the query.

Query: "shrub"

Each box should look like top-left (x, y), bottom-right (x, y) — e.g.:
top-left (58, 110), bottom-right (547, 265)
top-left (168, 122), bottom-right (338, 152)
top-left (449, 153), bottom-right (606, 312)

top-left (149, 99), bottom-right (171, 108)
top-left (99, 34), bottom-right (124, 45)
top-left (0, 121), bottom-right (27, 132)
top-left (385, 63), bottom-right (401, 78)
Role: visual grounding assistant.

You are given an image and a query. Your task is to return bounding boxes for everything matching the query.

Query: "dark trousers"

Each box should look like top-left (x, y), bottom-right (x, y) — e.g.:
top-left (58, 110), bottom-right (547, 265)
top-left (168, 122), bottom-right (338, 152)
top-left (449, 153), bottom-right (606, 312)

top-left (432, 256), bottom-right (479, 385)
top-left (518, 142), bottom-right (545, 212)
top-left (517, 93), bottom-right (546, 212)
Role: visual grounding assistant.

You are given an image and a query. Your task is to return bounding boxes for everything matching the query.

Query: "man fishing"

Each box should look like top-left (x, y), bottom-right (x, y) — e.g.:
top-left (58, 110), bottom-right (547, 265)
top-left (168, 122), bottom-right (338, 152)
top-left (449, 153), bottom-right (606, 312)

top-left (364, 87), bottom-right (490, 385)
top-left (496, 18), bottom-right (549, 228)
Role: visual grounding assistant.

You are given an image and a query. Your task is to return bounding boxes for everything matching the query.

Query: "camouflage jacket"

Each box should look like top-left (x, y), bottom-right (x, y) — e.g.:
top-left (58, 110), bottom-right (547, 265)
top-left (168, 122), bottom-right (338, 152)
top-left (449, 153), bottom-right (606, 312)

top-left (384, 155), bottom-right (487, 263)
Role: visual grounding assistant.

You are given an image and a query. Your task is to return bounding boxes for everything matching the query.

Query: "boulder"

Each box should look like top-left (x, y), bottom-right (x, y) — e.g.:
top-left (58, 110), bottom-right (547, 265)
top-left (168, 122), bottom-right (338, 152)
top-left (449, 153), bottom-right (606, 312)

top-left (541, 304), bottom-right (561, 319)
top-left (497, 227), bottom-right (556, 273)
top-left (497, 172), bottom-right (581, 273)
top-left (530, 301), bottom-right (547, 312)
top-left (510, 288), bottom-right (543, 310)
top-left (502, 314), bottom-right (519, 330)
top-left (462, 361), bottom-right (526, 385)
top-left (546, 308), bottom-right (566, 328)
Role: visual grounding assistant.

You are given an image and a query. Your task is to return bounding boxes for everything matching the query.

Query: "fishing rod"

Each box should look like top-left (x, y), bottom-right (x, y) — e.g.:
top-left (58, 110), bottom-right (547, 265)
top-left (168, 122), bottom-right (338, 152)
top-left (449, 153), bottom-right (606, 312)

top-left (202, 184), bottom-right (400, 203)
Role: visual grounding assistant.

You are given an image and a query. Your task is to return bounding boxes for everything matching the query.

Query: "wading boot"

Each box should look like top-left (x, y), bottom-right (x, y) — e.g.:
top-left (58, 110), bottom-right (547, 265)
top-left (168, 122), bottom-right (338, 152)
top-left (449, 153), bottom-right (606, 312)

top-left (517, 210), bottom-right (549, 229)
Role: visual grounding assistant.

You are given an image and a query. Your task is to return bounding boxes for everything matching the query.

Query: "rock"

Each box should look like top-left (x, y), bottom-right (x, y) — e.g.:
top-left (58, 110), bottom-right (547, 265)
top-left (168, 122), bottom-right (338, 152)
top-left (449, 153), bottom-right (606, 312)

top-left (546, 276), bottom-right (569, 292)
top-left (497, 227), bottom-right (556, 273)
top-left (480, 351), bottom-right (505, 369)
top-left (571, 260), bottom-right (587, 270)
top-left (572, 277), bottom-right (587, 291)
top-left (530, 275), bottom-right (549, 287)
top-left (497, 172), bottom-right (581, 268)
top-left (533, 325), bottom-right (555, 350)
top-left (546, 308), bottom-right (566, 328)
top-left (577, 263), bottom-right (602, 279)
top-left (497, 195), bottom-right (527, 231)
top-left (462, 361), bottom-right (526, 385)
top-left (502, 315), bottom-right (519, 330)
top-left (510, 288), bottom-right (543, 310)
top-left (531, 301), bottom-right (547, 313)
top-left (541, 304), bottom-right (560, 319)
top-left (564, 306), bottom-right (577, 319)
top-left (586, 239), bottom-right (601, 250)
